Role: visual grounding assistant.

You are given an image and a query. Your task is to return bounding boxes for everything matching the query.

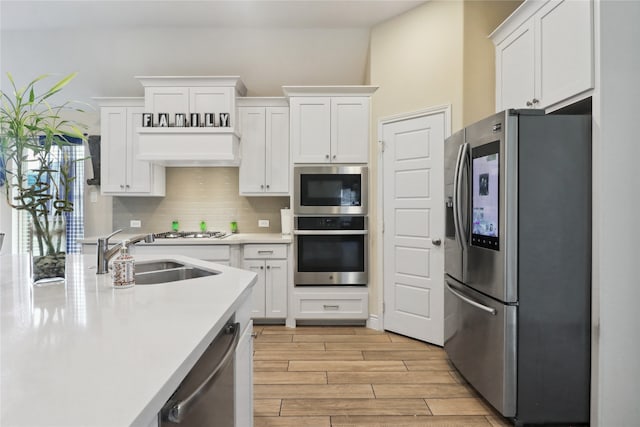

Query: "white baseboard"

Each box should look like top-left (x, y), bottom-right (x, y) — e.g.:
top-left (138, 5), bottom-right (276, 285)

top-left (367, 314), bottom-right (382, 331)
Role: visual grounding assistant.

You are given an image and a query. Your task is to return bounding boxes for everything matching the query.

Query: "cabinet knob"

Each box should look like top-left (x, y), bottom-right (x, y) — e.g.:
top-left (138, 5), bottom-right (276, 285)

top-left (526, 100), bottom-right (533, 107)
top-left (125, 184), bottom-right (130, 188)
top-left (120, 184), bottom-right (125, 189)
top-left (532, 98), bottom-right (539, 105)
top-left (260, 266), bottom-right (264, 270)
top-left (325, 154), bottom-right (330, 159)
top-left (332, 155), bottom-right (336, 160)
top-left (266, 184), bottom-right (270, 189)
top-left (267, 265), bottom-right (271, 269)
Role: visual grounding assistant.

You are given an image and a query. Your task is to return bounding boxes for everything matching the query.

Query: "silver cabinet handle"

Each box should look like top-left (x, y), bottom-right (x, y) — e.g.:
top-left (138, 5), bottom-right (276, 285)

top-left (257, 250), bottom-right (274, 254)
top-left (432, 238), bottom-right (442, 246)
top-left (446, 282), bottom-right (497, 315)
top-left (323, 305), bottom-right (339, 310)
top-left (165, 322), bottom-right (240, 423)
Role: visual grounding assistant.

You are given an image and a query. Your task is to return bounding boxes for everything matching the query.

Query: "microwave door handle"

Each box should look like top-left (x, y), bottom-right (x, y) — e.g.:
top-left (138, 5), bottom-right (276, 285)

top-left (446, 282), bottom-right (497, 315)
top-left (165, 322), bottom-right (241, 423)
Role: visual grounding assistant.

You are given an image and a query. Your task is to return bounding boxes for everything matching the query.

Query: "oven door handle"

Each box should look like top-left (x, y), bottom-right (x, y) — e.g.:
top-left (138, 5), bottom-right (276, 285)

top-left (293, 230), bottom-right (368, 236)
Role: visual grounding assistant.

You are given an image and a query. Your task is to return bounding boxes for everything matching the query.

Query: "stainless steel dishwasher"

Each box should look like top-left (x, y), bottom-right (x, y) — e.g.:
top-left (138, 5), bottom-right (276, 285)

top-left (160, 319), bottom-right (240, 426)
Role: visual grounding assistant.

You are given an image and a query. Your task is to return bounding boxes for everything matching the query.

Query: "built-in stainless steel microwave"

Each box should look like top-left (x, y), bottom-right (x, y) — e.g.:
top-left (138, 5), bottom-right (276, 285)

top-left (293, 165), bottom-right (368, 215)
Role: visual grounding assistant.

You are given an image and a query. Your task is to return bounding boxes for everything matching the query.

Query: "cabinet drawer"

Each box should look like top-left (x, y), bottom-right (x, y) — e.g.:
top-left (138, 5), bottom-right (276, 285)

top-left (243, 244), bottom-right (287, 259)
top-left (294, 290), bottom-right (368, 320)
top-left (133, 245), bottom-right (230, 261)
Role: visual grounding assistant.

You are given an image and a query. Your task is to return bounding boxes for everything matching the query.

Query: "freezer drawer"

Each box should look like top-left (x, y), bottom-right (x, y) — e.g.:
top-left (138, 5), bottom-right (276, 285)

top-left (444, 276), bottom-right (516, 417)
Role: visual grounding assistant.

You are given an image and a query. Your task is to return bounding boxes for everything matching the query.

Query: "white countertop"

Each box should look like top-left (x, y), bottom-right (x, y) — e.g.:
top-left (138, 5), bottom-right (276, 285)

top-left (78, 232), bottom-right (293, 245)
top-left (0, 254), bottom-right (257, 427)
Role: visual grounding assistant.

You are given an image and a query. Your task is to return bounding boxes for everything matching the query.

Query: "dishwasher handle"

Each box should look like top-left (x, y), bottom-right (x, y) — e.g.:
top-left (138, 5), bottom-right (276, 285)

top-left (166, 322), bottom-right (241, 424)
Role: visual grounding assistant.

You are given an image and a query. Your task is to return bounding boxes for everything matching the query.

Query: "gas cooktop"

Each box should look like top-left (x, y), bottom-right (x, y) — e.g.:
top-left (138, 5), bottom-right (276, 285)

top-left (154, 231), bottom-right (231, 239)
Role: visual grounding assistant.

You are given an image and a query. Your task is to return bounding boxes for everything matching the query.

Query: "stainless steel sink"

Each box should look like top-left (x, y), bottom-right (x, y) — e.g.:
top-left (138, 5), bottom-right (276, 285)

top-left (135, 260), bottom-right (185, 273)
top-left (135, 266), bottom-right (218, 285)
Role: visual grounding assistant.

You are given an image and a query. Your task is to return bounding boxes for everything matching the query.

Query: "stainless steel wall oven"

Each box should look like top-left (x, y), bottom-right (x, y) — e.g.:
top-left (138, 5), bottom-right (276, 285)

top-left (294, 216), bottom-right (368, 286)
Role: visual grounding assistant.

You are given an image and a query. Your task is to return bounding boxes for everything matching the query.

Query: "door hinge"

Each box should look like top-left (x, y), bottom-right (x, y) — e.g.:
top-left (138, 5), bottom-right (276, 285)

top-left (379, 140), bottom-right (386, 152)
top-left (383, 302), bottom-right (386, 313)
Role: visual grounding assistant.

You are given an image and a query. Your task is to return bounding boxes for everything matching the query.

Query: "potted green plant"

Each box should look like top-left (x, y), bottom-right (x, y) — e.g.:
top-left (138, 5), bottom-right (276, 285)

top-left (0, 73), bottom-right (87, 284)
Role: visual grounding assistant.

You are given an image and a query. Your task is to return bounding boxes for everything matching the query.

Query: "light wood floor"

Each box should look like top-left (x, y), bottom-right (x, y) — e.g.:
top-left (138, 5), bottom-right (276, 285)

top-left (252, 325), bottom-right (512, 427)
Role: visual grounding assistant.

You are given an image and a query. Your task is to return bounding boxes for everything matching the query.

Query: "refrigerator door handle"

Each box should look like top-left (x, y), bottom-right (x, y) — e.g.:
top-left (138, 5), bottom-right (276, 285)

top-left (446, 282), bottom-right (497, 315)
top-left (452, 144), bottom-right (464, 249)
top-left (455, 143), bottom-right (470, 246)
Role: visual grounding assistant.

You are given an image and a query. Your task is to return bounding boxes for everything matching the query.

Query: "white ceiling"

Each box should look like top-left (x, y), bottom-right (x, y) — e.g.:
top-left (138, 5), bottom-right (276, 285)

top-left (1, 0), bottom-right (428, 31)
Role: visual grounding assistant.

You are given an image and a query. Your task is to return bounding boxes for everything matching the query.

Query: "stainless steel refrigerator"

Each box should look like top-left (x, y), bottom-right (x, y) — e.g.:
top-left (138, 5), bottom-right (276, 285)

top-left (444, 110), bottom-right (591, 426)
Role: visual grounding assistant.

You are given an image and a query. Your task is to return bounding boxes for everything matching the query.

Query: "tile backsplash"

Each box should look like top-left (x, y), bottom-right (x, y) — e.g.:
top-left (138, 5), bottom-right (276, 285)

top-left (113, 168), bottom-right (290, 233)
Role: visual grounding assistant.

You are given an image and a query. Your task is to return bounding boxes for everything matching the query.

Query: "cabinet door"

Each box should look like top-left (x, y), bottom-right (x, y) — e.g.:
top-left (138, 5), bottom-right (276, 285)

top-left (145, 87), bottom-right (189, 119)
top-left (496, 23), bottom-right (535, 111)
top-left (239, 107), bottom-right (267, 194)
top-left (126, 107), bottom-right (153, 193)
top-left (330, 97), bottom-right (370, 163)
top-left (265, 107), bottom-right (290, 194)
top-left (244, 260), bottom-right (266, 317)
top-left (290, 97), bottom-right (331, 163)
top-left (265, 260), bottom-right (288, 318)
top-left (100, 107), bottom-right (128, 194)
top-left (234, 321), bottom-right (253, 427)
top-left (189, 87), bottom-right (234, 125)
top-left (536, 0), bottom-right (593, 108)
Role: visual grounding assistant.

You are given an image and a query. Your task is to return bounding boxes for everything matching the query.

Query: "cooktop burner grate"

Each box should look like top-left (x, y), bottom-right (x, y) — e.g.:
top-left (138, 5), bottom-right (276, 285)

top-left (153, 231), bottom-right (230, 239)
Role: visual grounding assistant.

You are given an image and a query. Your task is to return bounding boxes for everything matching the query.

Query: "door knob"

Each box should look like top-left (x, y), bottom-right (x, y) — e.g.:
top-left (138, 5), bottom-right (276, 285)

top-left (432, 238), bottom-right (442, 246)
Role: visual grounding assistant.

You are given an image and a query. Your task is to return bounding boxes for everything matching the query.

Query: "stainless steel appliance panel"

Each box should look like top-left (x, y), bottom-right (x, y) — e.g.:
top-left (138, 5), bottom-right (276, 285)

top-left (444, 276), bottom-right (517, 417)
top-left (464, 111), bottom-right (519, 303)
top-left (294, 165), bottom-right (368, 215)
top-left (294, 216), bottom-right (368, 286)
top-left (160, 321), bottom-right (239, 427)
top-left (444, 129), bottom-right (466, 283)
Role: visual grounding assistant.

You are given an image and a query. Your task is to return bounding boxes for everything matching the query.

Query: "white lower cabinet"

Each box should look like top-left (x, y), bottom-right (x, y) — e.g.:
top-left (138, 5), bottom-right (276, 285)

top-left (243, 244), bottom-right (288, 319)
top-left (235, 308), bottom-right (253, 427)
top-left (132, 245), bottom-right (233, 265)
top-left (293, 287), bottom-right (369, 320)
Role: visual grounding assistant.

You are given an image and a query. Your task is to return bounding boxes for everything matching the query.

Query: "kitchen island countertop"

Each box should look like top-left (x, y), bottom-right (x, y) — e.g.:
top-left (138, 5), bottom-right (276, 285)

top-left (0, 254), bottom-right (256, 427)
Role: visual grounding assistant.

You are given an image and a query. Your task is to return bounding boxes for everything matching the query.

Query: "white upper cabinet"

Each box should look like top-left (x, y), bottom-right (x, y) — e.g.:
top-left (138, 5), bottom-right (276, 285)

top-left (238, 98), bottom-right (289, 196)
top-left (492, 0), bottom-right (594, 111)
top-left (97, 98), bottom-right (165, 197)
top-left (284, 86), bottom-right (378, 164)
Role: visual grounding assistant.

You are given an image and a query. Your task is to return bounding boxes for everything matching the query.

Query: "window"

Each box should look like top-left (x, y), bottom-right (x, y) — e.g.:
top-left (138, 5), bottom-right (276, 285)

top-left (14, 142), bottom-right (85, 254)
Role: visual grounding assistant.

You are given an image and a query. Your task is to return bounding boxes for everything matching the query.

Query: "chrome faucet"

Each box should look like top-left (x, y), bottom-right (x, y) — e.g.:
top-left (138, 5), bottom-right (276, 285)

top-left (96, 229), bottom-right (155, 274)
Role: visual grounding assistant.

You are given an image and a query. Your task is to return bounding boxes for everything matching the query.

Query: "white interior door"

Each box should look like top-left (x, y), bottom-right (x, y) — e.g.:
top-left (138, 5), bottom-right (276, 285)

top-left (382, 110), bottom-right (446, 345)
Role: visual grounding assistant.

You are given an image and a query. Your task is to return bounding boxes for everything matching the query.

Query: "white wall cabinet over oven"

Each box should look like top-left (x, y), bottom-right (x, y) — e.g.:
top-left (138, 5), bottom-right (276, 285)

top-left (284, 86), bottom-right (378, 164)
top-left (242, 244), bottom-right (288, 319)
top-left (97, 98), bottom-right (165, 196)
top-left (238, 98), bottom-right (289, 195)
top-left (491, 0), bottom-right (594, 111)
